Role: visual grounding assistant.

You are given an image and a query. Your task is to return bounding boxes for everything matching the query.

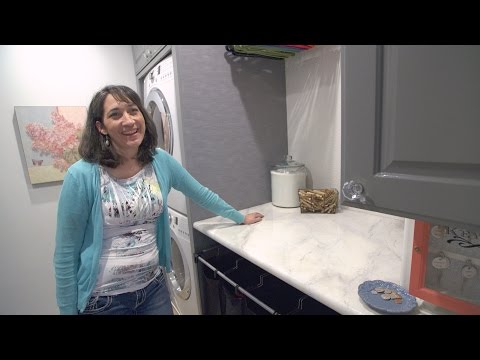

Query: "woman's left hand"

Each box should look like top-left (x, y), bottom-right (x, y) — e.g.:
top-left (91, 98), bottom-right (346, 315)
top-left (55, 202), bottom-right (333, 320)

top-left (242, 212), bottom-right (264, 225)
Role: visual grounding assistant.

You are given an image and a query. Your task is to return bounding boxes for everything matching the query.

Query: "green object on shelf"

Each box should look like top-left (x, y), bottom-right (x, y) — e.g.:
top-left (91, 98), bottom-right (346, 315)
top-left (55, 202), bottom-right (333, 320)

top-left (226, 45), bottom-right (315, 60)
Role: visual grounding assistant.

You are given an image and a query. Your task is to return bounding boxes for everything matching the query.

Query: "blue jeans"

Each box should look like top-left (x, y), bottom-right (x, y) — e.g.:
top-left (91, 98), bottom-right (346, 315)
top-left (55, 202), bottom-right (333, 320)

top-left (81, 271), bottom-right (173, 315)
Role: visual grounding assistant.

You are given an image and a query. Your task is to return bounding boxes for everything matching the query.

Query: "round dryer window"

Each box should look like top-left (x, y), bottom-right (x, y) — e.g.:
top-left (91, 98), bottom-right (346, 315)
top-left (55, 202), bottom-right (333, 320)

top-left (145, 89), bottom-right (174, 155)
top-left (168, 234), bottom-right (191, 300)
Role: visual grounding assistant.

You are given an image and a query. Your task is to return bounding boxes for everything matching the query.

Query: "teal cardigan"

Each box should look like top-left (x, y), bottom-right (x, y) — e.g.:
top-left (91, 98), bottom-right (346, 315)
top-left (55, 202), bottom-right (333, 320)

top-left (54, 148), bottom-right (244, 315)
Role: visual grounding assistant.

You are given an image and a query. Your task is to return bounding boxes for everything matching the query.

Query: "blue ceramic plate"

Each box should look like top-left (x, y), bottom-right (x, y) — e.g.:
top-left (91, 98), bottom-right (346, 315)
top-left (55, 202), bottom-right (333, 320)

top-left (358, 280), bottom-right (417, 314)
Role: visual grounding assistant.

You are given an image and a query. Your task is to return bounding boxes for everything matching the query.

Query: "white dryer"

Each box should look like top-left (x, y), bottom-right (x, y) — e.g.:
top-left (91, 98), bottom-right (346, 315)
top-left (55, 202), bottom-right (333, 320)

top-left (144, 54), bottom-right (187, 215)
top-left (167, 207), bottom-right (201, 315)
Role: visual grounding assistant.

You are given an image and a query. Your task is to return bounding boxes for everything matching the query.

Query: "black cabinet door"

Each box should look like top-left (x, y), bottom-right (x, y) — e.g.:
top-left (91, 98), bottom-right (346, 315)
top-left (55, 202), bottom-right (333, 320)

top-left (341, 45), bottom-right (480, 231)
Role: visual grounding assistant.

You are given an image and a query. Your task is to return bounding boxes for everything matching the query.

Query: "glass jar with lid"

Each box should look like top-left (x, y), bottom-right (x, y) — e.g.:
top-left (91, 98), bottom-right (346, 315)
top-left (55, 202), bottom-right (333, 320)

top-left (271, 155), bottom-right (307, 208)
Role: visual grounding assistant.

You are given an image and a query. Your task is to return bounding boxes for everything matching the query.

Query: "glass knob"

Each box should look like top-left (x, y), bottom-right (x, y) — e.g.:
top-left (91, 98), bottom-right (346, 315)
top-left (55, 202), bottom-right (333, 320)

top-left (342, 180), bottom-right (366, 204)
top-left (143, 49), bottom-right (153, 59)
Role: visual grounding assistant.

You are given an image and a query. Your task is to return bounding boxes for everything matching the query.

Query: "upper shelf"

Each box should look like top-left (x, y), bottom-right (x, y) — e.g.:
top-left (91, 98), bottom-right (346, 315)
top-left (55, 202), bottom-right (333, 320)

top-left (225, 45), bottom-right (315, 60)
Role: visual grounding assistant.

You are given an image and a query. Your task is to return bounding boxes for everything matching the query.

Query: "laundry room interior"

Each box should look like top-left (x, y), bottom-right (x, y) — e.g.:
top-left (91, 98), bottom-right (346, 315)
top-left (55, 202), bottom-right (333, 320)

top-left (1, 45), bottom-right (478, 315)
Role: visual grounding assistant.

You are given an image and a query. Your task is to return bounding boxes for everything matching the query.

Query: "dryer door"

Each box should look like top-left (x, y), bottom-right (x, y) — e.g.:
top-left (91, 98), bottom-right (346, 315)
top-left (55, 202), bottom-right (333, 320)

top-left (167, 231), bottom-right (192, 301)
top-left (145, 88), bottom-right (173, 155)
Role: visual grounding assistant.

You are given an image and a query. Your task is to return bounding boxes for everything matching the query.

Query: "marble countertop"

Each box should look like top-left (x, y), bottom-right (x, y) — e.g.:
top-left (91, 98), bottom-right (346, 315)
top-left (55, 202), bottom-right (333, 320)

top-left (193, 202), bottom-right (440, 315)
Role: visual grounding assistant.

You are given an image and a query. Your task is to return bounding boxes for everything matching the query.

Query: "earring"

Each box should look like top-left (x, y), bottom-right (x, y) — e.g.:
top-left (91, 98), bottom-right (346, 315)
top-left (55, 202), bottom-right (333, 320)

top-left (104, 134), bottom-right (110, 147)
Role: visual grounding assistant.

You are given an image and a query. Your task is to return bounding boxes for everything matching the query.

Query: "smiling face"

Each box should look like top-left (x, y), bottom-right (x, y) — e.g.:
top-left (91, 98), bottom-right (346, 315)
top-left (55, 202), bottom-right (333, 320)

top-left (95, 94), bottom-right (145, 158)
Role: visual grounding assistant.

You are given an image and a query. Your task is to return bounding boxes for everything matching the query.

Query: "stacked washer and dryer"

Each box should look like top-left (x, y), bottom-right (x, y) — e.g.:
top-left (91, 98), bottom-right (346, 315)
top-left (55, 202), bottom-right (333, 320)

top-left (143, 54), bottom-right (201, 315)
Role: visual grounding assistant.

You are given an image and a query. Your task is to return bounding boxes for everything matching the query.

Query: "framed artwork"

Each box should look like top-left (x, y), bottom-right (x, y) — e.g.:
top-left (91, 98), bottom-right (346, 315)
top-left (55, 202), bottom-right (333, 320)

top-left (409, 220), bottom-right (480, 315)
top-left (15, 106), bottom-right (87, 185)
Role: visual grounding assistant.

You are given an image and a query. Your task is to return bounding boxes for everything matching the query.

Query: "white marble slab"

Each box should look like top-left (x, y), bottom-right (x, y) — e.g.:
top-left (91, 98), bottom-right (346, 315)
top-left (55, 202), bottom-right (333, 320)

top-left (194, 202), bottom-right (427, 315)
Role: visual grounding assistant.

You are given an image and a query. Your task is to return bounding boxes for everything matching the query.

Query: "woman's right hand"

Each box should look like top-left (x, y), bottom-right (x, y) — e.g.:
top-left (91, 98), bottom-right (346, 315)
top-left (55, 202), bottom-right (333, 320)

top-left (242, 212), bottom-right (264, 225)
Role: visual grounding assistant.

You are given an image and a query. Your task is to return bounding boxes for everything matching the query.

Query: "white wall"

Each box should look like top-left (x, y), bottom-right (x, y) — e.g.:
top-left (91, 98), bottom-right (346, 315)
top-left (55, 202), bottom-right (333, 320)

top-left (285, 45), bottom-right (342, 190)
top-left (0, 45), bottom-right (136, 314)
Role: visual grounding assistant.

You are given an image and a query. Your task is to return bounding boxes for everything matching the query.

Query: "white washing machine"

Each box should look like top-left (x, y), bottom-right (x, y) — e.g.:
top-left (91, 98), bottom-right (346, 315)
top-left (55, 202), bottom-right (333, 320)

top-left (144, 54), bottom-right (187, 215)
top-left (167, 207), bottom-right (201, 315)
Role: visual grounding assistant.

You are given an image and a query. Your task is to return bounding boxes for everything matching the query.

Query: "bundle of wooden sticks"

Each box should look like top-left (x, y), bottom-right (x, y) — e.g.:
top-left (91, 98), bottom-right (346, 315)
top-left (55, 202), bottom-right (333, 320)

top-left (298, 188), bottom-right (338, 214)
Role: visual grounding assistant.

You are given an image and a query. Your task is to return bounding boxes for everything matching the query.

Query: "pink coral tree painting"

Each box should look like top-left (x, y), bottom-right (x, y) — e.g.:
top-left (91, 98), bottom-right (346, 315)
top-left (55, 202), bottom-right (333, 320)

top-left (15, 106), bottom-right (87, 184)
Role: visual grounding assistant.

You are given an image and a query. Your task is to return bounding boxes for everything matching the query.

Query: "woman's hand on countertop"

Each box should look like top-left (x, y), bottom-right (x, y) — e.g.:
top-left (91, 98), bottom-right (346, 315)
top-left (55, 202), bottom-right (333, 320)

top-left (242, 212), bottom-right (264, 225)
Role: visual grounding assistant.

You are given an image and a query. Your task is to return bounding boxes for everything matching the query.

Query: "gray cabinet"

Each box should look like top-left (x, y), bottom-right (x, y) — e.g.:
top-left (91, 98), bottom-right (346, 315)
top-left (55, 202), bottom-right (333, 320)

top-left (132, 45), bottom-right (165, 75)
top-left (341, 45), bottom-right (480, 231)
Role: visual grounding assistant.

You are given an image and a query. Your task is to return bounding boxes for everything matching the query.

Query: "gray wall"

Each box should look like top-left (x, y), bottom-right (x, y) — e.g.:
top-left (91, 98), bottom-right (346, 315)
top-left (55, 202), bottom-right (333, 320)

top-left (0, 45), bottom-right (137, 314)
top-left (173, 46), bottom-right (288, 233)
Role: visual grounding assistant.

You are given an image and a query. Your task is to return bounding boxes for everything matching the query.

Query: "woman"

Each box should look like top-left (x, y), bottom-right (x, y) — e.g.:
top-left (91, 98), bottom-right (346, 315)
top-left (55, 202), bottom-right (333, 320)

top-left (54, 85), bottom-right (264, 315)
